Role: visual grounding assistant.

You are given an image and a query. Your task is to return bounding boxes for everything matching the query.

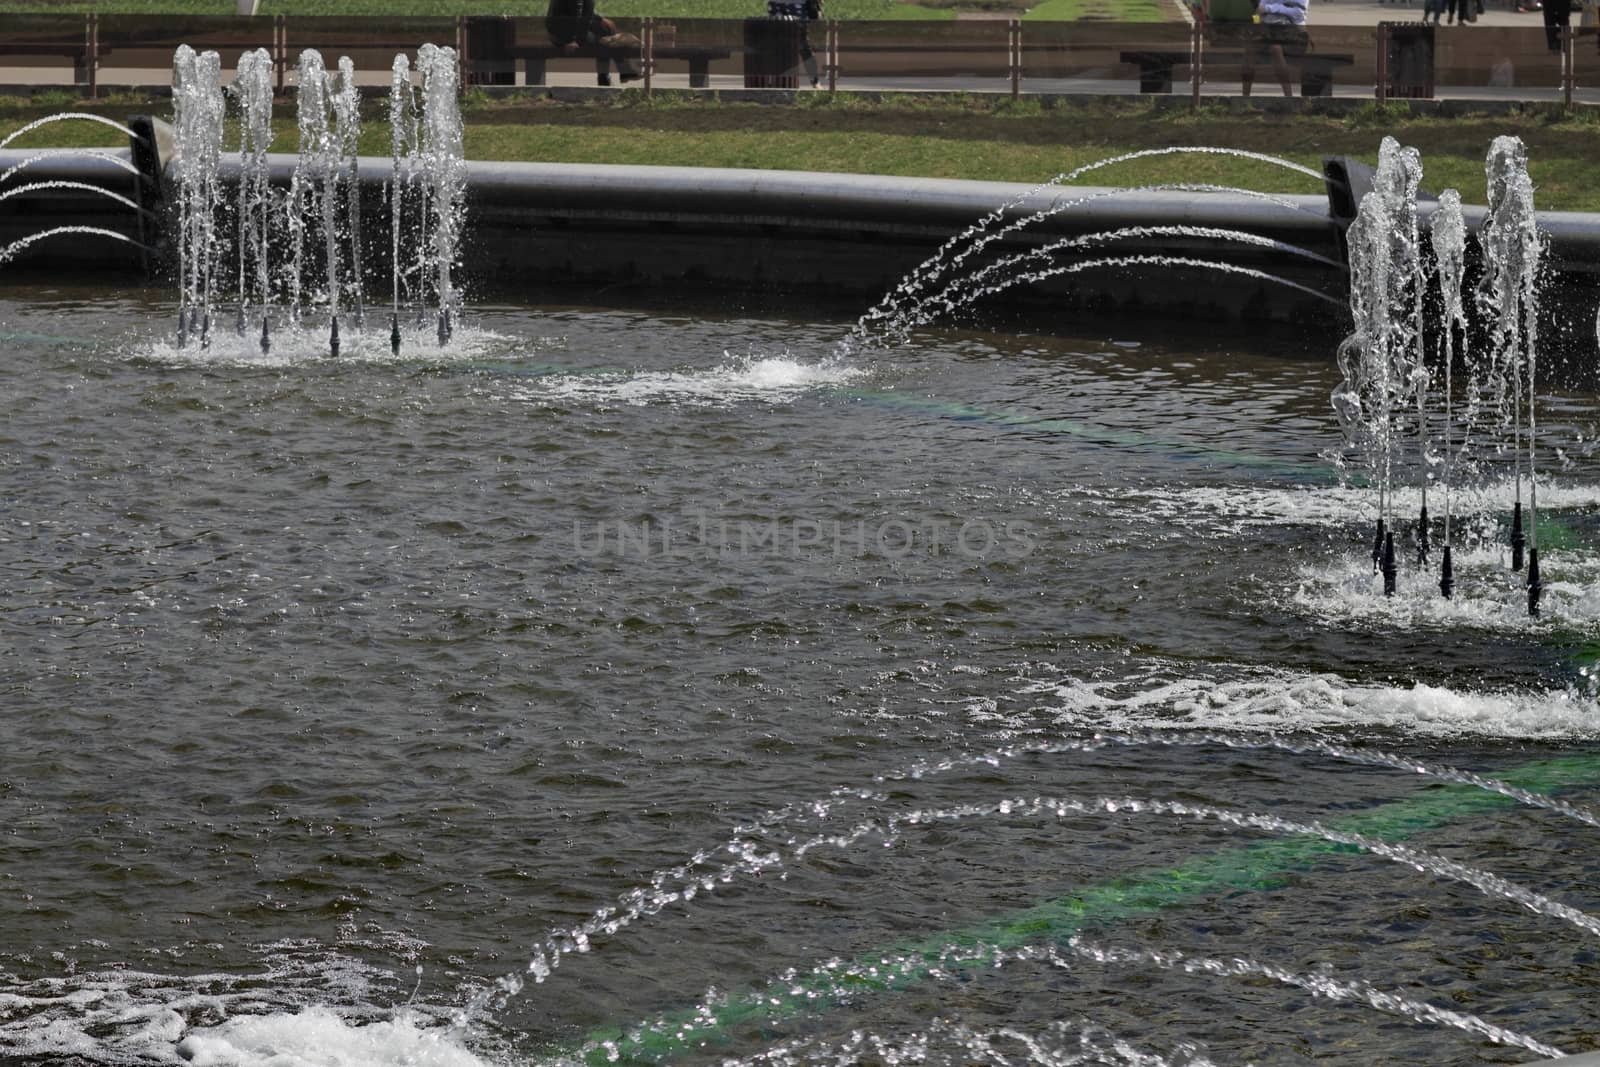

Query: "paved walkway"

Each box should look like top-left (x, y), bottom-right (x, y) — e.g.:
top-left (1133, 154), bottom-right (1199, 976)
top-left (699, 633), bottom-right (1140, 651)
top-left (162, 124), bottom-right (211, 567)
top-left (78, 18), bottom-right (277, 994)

top-left (950, 0), bottom-right (1567, 25)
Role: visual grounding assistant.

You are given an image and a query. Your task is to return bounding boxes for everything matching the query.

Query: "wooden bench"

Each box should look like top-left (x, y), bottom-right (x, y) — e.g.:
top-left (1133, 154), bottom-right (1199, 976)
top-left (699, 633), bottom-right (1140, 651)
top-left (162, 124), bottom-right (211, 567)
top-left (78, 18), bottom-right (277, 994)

top-left (507, 43), bottom-right (734, 88)
top-left (1119, 47), bottom-right (1354, 95)
top-left (0, 41), bottom-right (112, 84)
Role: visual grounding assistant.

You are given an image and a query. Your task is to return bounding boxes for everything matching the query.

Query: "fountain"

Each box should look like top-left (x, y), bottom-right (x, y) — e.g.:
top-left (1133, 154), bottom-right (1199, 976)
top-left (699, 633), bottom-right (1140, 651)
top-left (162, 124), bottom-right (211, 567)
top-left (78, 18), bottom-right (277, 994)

top-left (151, 44), bottom-right (467, 361)
top-left (2, 48), bottom-right (1600, 1067)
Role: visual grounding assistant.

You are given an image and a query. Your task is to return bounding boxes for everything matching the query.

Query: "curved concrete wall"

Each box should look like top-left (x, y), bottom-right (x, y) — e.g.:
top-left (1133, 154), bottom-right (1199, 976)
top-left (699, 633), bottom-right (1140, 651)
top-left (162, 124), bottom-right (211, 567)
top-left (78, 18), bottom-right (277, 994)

top-left (5, 149), bottom-right (1600, 363)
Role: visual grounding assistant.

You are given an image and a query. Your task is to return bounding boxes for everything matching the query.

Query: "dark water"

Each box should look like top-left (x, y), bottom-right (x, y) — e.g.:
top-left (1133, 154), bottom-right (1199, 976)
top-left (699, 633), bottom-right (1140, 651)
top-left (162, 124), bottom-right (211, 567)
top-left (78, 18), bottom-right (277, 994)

top-left (2, 287), bottom-right (1599, 1066)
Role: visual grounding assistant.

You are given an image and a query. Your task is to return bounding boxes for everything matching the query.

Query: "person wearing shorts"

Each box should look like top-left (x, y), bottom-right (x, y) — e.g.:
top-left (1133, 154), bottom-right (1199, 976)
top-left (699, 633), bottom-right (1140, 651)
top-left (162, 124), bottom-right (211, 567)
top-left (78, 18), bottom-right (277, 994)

top-left (1240, 0), bottom-right (1309, 97)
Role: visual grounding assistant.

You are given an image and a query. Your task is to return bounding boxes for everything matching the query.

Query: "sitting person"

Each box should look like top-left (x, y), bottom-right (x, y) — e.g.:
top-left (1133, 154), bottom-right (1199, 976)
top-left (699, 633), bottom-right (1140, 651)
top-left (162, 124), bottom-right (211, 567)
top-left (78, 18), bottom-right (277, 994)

top-left (1240, 0), bottom-right (1309, 97)
top-left (546, 0), bottom-right (641, 86)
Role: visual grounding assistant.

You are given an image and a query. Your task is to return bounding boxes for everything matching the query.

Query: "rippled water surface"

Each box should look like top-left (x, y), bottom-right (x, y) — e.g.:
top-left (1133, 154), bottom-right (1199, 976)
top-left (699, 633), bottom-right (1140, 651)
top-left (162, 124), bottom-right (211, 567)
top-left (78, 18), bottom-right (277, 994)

top-left (2, 287), bottom-right (1599, 1066)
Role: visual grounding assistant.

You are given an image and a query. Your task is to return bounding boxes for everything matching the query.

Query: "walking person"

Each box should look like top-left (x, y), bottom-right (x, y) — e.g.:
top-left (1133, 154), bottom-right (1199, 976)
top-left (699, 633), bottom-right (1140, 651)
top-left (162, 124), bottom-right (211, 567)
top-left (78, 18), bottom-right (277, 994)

top-left (1542, 0), bottom-right (1570, 52)
top-left (1240, 0), bottom-right (1309, 96)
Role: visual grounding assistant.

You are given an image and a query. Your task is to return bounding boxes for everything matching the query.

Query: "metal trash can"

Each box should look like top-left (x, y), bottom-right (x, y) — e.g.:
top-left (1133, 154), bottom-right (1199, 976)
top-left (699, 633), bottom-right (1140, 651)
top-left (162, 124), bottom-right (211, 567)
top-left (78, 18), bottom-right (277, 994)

top-left (465, 16), bottom-right (516, 86)
top-left (1385, 22), bottom-right (1435, 98)
top-left (744, 18), bottom-right (802, 88)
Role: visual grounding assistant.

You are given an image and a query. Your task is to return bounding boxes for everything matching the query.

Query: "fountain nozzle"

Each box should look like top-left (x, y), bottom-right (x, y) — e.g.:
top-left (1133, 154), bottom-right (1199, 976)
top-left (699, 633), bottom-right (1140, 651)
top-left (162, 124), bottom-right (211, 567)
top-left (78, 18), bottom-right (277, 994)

top-left (1527, 547), bottom-right (1542, 617)
top-left (330, 315), bottom-right (341, 358)
top-left (1439, 544), bottom-right (1454, 599)
top-left (1416, 504), bottom-right (1430, 565)
top-left (1511, 501), bottom-right (1525, 571)
top-left (390, 314), bottom-right (401, 356)
top-left (1381, 532), bottom-right (1397, 597)
top-left (1372, 517), bottom-right (1387, 573)
top-left (437, 309), bottom-right (452, 347)
top-left (260, 315), bottom-right (270, 356)
top-left (176, 307), bottom-right (189, 349)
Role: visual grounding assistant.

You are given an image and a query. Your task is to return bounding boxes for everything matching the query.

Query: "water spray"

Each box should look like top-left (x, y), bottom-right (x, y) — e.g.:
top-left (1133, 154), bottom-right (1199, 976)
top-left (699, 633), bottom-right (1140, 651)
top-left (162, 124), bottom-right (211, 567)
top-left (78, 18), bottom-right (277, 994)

top-left (1430, 189), bottom-right (1466, 600)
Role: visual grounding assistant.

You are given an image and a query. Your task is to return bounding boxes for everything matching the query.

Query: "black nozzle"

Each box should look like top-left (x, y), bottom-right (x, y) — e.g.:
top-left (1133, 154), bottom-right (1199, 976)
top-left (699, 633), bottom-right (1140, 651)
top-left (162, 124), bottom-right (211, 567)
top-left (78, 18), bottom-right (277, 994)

top-left (200, 312), bottom-right (211, 350)
top-left (1416, 504), bottom-right (1430, 566)
top-left (1527, 547), bottom-right (1542, 618)
top-left (1372, 516), bottom-right (1387, 572)
top-left (390, 314), bottom-right (401, 357)
top-left (260, 315), bottom-right (271, 355)
top-left (1439, 544), bottom-right (1454, 599)
top-left (1382, 532), bottom-right (1397, 597)
top-left (330, 315), bottom-right (341, 359)
top-left (1511, 501), bottom-right (1525, 571)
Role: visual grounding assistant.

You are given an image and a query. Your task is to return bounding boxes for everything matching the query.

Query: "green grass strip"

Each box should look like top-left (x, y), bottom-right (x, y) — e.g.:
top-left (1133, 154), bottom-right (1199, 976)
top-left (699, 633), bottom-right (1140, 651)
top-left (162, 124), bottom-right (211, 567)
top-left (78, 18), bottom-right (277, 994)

top-left (576, 751), bottom-right (1600, 1063)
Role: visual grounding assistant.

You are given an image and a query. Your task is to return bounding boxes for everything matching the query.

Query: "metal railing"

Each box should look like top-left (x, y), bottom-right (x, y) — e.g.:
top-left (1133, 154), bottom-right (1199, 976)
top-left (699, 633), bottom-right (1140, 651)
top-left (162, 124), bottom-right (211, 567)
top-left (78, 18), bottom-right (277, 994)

top-left (0, 12), bottom-right (1594, 107)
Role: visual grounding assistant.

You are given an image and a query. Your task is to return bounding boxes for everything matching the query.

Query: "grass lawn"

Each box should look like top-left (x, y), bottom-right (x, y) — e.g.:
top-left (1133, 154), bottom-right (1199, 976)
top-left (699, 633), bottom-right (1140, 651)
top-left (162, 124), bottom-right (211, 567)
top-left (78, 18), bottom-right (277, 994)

top-left (1023, 0), bottom-right (1172, 21)
top-left (3, 92), bottom-right (1597, 211)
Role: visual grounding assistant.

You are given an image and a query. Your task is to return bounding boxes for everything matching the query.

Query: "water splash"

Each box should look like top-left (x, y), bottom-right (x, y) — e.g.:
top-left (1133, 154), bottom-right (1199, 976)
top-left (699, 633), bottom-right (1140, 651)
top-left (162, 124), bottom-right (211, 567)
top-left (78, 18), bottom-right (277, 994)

top-left (417, 42), bottom-right (466, 345)
top-left (232, 47), bottom-right (274, 340)
top-left (711, 1017), bottom-right (1222, 1067)
top-left (172, 45), bottom-right (225, 349)
top-left (842, 147), bottom-right (1327, 355)
top-left (0, 112), bottom-right (140, 151)
top-left (0, 147), bottom-right (141, 186)
top-left (0, 225), bottom-right (147, 269)
top-left (884, 732), bottom-right (1600, 829)
top-left (1431, 188), bottom-right (1467, 583)
top-left (1055, 937), bottom-right (1564, 1059)
top-left (0, 179), bottom-right (149, 216)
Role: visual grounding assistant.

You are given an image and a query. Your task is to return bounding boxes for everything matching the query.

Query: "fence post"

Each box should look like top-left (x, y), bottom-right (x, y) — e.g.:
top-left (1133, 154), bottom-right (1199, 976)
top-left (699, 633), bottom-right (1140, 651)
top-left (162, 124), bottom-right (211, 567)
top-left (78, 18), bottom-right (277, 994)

top-left (1190, 19), bottom-right (1202, 108)
top-left (1563, 23), bottom-right (1573, 109)
top-left (643, 16), bottom-right (654, 96)
top-left (1375, 23), bottom-right (1388, 103)
top-left (1010, 19), bottom-right (1020, 99)
top-left (827, 19), bottom-right (839, 92)
top-left (86, 12), bottom-right (98, 100)
top-left (456, 15), bottom-right (466, 87)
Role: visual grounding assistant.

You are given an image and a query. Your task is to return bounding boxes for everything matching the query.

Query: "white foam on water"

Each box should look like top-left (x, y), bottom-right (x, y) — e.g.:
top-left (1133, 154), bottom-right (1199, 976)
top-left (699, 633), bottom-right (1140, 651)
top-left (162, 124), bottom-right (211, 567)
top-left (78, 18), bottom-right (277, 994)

top-left (128, 322), bottom-right (520, 368)
top-left (505, 354), bottom-right (861, 408)
top-left (1110, 480), bottom-right (1600, 537)
top-left (1291, 543), bottom-right (1600, 633)
top-left (1025, 666), bottom-right (1600, 740)
top-left (177, 1007), bottom-right (490, 1067)
top-left (0, 941), bottom-right (486, 1067)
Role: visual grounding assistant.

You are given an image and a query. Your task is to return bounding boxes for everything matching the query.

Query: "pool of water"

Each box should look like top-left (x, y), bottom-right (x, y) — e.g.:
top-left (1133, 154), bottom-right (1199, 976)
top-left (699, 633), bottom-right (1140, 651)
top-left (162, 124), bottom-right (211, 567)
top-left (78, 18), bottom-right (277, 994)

top-left (2, 286), bottom-right (1599, 1066)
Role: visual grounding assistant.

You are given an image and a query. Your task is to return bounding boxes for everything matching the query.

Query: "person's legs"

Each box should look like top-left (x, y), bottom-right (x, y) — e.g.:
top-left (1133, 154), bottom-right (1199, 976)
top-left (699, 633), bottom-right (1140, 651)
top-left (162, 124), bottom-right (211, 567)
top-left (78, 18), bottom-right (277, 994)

top-left (798, 28), bottom-right (819, 87)
top-left (1270, 41), bottom-right (1293, 95)
top-left (1542, 1), bottom-right (1567, 52)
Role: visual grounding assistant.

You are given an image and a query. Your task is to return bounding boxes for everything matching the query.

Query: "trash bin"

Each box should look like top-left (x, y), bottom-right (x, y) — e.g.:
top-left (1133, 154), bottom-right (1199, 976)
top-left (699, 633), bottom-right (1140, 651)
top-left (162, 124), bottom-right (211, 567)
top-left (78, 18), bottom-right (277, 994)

top-left (465, 16), bottom-right (516, 86)
top-left (744, 18), bottom-right (802, 88)
top-left (1385, 22), bottom-right (1434, 98)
